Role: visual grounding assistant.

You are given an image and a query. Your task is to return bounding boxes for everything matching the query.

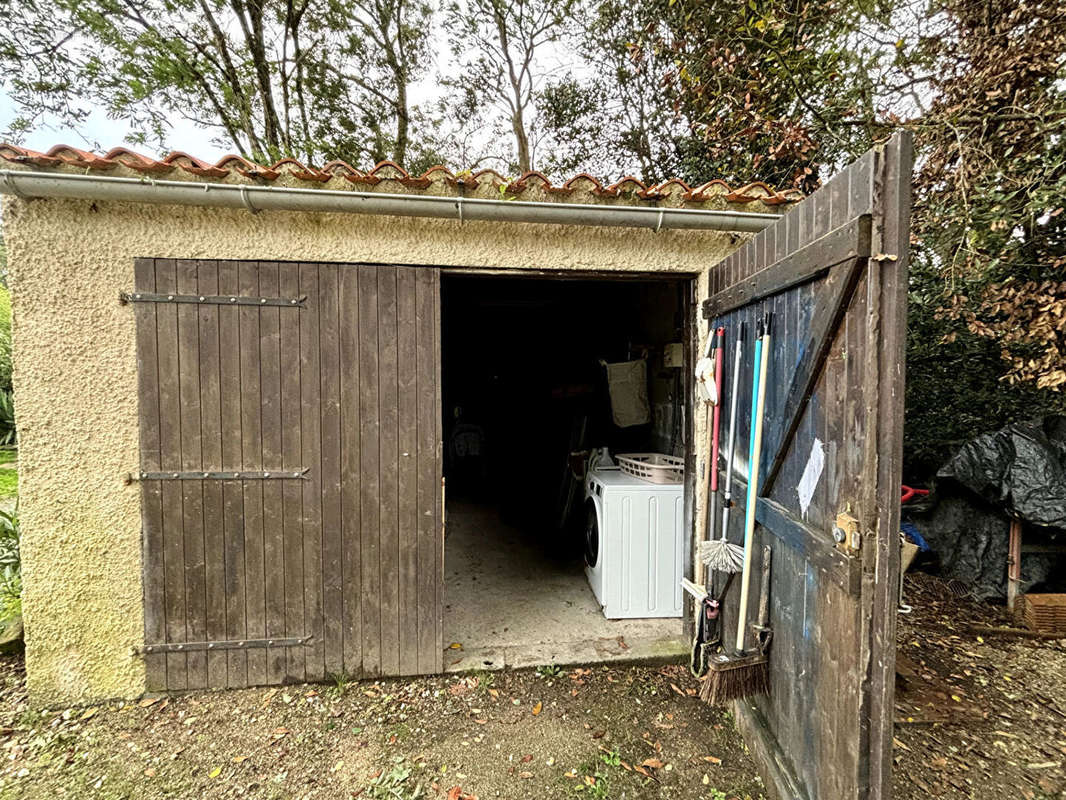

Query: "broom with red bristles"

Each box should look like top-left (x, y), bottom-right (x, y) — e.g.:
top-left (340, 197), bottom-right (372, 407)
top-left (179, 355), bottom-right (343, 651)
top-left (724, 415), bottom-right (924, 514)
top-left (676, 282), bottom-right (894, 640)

top-left (700, 312), bottom-right (773, 705)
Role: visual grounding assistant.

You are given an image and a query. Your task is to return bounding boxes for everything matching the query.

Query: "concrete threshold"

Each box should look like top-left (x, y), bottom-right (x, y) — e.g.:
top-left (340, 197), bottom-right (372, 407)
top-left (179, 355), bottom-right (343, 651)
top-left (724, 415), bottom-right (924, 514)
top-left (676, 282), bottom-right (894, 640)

top-left (443, 500), bottom-right (687, 674)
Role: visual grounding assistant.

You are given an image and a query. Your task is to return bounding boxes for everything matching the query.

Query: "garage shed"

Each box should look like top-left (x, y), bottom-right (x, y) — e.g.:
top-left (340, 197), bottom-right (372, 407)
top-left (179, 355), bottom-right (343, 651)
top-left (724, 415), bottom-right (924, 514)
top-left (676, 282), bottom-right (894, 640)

top-left (0, 133), bottom-right (912, 800)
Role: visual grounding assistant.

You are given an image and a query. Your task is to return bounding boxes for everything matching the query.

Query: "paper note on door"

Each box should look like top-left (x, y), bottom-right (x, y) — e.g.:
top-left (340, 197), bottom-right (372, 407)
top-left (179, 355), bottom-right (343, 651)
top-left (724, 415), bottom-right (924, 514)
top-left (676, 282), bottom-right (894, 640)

top-left (797, 438), bottom-right (825, 519)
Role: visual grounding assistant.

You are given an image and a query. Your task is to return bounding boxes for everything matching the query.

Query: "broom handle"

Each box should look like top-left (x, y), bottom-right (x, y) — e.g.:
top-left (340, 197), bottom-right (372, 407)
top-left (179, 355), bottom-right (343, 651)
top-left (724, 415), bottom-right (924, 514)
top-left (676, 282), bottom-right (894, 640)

top-left (719, 324), bottom-right (744, 542)
top-left (710, 327), bottom-right (724, 494)
top-left (736, 314), bottom-right (771, 653)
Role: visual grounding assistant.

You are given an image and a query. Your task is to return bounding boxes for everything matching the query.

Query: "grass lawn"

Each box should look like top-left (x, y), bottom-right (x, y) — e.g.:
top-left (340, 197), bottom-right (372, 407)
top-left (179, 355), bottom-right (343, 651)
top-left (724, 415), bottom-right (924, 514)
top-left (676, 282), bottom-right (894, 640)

top-left (0, 469), bottom-right (15, 499)
top-left (0, 657), bottom-right (764, 800)
top-left (0, 449), bottom-right (15, 467)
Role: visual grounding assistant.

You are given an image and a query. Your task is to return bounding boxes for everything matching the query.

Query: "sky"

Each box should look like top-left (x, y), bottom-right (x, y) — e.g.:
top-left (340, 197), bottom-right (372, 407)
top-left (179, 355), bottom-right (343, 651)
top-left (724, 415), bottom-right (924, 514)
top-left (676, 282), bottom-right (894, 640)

top-left (0, 93), bottom-right (228, 161)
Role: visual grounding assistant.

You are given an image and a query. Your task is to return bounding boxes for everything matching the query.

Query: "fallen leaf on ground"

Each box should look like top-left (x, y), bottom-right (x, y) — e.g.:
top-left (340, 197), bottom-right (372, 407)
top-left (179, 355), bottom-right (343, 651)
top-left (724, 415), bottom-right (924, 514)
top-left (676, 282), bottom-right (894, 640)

top-left (208, 767), bottom-right (221, 778)
top-left (532, 702), bottom-right (542, 716)
top-left (642, 758), bottom-right (665, 769)
top-left (702, 755), bottom-right (722, 764)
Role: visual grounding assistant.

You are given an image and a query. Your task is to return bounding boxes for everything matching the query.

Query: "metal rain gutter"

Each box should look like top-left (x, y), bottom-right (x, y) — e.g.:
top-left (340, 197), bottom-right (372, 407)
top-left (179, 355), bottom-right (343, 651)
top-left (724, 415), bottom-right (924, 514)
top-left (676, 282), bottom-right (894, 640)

top-left (0, 169), bottom-right (779, 233)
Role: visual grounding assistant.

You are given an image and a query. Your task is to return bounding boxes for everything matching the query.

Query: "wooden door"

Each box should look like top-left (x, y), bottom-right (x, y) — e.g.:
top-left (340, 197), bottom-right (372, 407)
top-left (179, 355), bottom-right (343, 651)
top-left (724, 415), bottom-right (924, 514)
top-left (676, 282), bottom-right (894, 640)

top-left (703, 133), bottom-right (912, 799)
top-left (133, 260), bottom-right (443, 691)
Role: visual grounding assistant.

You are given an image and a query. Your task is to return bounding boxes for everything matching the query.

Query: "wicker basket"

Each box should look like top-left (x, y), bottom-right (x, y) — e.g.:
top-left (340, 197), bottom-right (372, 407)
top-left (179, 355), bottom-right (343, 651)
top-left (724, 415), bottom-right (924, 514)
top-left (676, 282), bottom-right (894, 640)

top-left (1019, 594), bottom-right (1066, 636)
top-left (615, 453), bottom-right (685, 484)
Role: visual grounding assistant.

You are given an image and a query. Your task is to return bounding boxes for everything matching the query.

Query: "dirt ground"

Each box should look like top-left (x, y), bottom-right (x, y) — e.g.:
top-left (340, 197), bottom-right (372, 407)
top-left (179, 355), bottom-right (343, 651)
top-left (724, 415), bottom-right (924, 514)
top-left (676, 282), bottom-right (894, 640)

top-left (1, 573), bottom-right (1064, 799)
top-left (0, 659), bottom-right (764, 800)
top-left (894, 573), bottom-right (1066, 799)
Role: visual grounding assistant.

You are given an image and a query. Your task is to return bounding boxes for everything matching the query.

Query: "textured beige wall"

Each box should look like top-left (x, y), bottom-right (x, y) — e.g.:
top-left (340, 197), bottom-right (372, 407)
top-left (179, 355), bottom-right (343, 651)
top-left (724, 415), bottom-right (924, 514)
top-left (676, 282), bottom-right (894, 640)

top-left (3, 193), bottom-right (743, 706)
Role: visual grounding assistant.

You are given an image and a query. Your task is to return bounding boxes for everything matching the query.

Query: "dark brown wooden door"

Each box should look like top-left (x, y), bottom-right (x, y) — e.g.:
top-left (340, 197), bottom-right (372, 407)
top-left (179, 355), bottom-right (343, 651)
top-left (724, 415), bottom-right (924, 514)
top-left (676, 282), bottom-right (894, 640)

top-left (134, 260), bottom-right (443, 691)
top-left (703, 133), bottom-right (911, 800)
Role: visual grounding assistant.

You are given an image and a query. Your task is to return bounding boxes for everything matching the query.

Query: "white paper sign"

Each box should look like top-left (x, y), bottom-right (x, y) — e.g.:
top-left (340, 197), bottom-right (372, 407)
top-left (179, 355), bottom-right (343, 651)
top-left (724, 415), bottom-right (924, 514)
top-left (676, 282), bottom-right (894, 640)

top-left (797, 438), bottom-right (825, 519)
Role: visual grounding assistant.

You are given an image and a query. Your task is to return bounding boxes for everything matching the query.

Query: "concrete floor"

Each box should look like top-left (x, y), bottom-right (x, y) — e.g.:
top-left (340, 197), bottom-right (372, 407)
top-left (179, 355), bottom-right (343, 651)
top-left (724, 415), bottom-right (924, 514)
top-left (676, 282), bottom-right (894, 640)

top-left (443, 500), bottom-right (686, 672)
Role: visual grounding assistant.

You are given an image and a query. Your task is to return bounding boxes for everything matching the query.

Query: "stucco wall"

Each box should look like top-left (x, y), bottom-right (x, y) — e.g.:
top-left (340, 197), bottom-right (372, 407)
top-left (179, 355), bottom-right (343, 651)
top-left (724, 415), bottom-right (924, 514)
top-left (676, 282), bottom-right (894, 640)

top-left (3, 193), bottom-right (743, 706)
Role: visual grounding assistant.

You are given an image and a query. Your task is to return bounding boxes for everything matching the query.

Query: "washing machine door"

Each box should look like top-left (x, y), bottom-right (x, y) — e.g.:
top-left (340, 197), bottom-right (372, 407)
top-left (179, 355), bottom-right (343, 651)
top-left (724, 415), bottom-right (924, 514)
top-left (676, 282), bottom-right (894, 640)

top-left (584, 498), bottom-right (599, 568)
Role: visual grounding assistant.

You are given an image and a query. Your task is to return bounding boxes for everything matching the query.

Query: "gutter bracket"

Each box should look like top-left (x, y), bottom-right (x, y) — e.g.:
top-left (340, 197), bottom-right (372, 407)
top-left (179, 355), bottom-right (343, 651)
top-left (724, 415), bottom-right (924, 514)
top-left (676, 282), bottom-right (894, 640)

top-left (0, 172), bottom-right (27, 199)
top-left (239, 183), bottom-right (260, 214)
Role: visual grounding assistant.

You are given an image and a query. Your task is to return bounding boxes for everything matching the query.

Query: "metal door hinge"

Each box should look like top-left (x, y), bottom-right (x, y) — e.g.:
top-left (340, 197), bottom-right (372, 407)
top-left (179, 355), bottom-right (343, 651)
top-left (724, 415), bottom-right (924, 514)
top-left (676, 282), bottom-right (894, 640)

top-left (121, 291), bottom-right (306, 307)
top-left (128, 468), bottom-right (309, 482)
top-left (135, 635), bottom-right (312, 655)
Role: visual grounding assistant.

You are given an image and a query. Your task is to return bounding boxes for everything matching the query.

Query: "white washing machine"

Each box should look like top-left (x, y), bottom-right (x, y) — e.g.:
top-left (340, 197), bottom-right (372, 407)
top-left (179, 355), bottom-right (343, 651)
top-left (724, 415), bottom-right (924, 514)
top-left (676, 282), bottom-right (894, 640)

top-left (584, 466), bottom-right (684, 619)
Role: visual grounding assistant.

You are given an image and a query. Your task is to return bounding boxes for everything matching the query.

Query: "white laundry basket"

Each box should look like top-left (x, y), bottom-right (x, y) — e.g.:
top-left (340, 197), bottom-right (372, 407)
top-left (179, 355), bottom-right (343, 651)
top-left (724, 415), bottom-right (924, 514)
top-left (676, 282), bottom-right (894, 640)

top-left (615, 453), bottom-right (684, 484)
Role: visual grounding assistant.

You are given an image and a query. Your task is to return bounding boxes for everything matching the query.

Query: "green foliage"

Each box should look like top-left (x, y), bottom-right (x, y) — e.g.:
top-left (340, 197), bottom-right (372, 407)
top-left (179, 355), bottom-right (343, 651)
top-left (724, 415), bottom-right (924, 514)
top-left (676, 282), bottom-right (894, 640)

top-left (0, 0), bottom-right (436, 165)
top-left (0, 470), bottom-right (16, 499)
top-left (536, 663), bottom-right (563, 679)
top-left (363, 758), bottom-right (424, 800)
top-left (0, 391), bottom-right (14, 448)
top-left (0, 505), bottom-right (20, 624)
top-left (442, 0), bottom-right (581, 173)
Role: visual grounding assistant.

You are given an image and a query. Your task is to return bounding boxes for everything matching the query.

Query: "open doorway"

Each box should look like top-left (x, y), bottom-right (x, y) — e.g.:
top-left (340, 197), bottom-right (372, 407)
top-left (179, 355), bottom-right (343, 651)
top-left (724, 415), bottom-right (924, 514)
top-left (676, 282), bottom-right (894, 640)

top-left (440, 272), bottom-right (692, 670)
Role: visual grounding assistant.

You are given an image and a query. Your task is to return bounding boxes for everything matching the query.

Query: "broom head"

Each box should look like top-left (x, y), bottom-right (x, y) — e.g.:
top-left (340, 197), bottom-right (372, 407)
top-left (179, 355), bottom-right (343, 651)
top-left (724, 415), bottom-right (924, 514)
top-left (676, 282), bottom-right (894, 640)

top-left (698, 538), bottom-right (745, 573)
top-left (699, 651), bottom-right (768, 705)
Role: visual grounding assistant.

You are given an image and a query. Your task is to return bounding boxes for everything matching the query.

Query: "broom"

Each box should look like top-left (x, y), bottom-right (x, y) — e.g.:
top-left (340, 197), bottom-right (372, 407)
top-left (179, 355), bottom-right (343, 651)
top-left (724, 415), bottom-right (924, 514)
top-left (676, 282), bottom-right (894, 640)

top-left (701, 313), bottom-right (772, 704)
top-left (698, 322), bottom-right (745, 573)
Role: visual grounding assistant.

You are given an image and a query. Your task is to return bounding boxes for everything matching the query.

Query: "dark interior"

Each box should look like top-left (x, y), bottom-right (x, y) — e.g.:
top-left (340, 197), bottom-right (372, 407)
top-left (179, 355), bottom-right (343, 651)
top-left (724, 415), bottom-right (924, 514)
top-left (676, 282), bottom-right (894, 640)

top-left (441, 273), bottom-right (688, 558)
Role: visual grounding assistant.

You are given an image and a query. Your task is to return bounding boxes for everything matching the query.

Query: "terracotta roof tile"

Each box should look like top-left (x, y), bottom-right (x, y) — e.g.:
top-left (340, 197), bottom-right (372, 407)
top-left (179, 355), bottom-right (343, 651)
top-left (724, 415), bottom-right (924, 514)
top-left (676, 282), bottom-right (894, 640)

top-left (0, 142), bottom-right (803, 209)
top-left (103, 147), bottom-right (175, 173)
top-left (215, 154), bottom-right (279, 180)
top-left (162, 151), bottom-right (229, 177)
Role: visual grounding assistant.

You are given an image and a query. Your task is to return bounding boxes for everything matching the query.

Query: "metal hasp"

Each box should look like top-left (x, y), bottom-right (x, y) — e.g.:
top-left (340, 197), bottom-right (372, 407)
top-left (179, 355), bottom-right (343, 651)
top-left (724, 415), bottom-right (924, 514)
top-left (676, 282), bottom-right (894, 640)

top-left (120, 291), bottom-right (306, 307)
top-left (131, 469), bottom-right (310, 481)
top-left (138, 636), bottom-right (313, 655)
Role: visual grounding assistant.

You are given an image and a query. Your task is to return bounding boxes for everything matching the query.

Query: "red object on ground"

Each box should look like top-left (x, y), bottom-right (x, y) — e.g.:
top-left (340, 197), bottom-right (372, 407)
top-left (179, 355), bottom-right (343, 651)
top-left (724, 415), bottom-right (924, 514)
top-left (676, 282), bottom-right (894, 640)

top-left (900, 485), bottom-right (929, 504)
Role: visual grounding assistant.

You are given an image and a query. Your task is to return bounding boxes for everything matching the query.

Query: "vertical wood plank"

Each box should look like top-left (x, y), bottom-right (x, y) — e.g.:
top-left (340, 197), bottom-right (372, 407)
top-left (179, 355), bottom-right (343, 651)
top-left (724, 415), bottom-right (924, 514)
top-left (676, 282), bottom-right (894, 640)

top-left (278, 262), bottom-right (306, 683)
top-left (415, 268), bottom-right (438, 673)
top-left (217, 260), bottom-right (247, 687)
top-left (154, 259), bottom-right (187, 690)
top-left (869, 132), bottom-right (913, 800)
top-left (239, 261), bottom-right (267, 687)
top-left (134, 258), bottom-right (167, 690)
top-left (432, 267), bottom-right (443, 667)
top-left (396, 267), bottom-right (419, 675)
top-left (176, 260), bottom-right (207, 691)
top-left (319, 264), bottom-right (344, 676)
top-left (378, 268), bottom-right (401, 676)
top-left (298, 264), bottom-right (321, 682)
top-left (339, 266), bottom-right (363, 676)
top-left (197, 261), bottom-right (227, 689)
top-left (359, 266), bottom-right (383, 676)
top-left (258, 262), bottom-right (287, 685)
top-left (299, 263), bottom-right (326, 682)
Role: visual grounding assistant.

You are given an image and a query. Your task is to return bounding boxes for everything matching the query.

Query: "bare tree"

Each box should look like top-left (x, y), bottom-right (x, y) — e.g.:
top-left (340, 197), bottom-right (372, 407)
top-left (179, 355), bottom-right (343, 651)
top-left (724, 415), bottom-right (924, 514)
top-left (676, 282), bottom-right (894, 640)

top-left (445, 0), bottom-right (577, 173)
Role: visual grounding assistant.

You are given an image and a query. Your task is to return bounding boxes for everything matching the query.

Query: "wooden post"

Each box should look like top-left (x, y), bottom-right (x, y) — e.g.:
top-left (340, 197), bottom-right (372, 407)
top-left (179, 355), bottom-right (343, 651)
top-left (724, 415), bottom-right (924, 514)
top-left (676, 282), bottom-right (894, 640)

top-left (1007, 518), bottom-right (1023, 616)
